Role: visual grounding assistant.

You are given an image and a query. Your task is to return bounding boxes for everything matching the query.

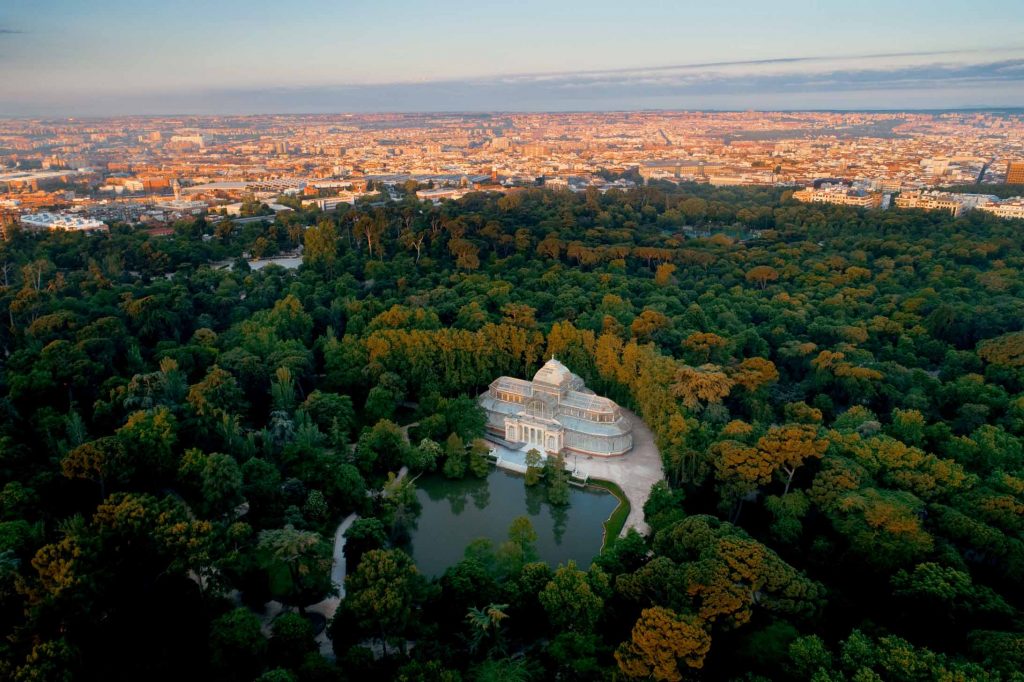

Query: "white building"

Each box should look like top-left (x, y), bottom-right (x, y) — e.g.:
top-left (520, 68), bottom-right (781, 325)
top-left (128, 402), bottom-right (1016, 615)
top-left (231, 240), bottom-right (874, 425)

top-left (20, 212), bottom-right (107, 233)
top-left (169, 134), bottom-right (205, 148)
top-left (416, 187), bottom-right (468, 204)
top-left (894, 190), bottom-right (996, 216)
top-left (792, 185), bottom-right (882, 208)
top-left (224, 202), bottom-right (294, 216)
top-left (977, 198), bottom-right (1024, 220)
top-left (479, 358), bottom-right (633, 457)
top-left (302, 193), bottom-right (360, 211)
top-left (155, 199), bottom-right (207, 214)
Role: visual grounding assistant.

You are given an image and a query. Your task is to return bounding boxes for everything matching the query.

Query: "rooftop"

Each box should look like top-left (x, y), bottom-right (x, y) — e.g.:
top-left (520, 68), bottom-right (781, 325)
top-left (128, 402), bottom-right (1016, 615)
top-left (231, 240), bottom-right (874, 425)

top-left (532, 357), bottom-right (580, 389)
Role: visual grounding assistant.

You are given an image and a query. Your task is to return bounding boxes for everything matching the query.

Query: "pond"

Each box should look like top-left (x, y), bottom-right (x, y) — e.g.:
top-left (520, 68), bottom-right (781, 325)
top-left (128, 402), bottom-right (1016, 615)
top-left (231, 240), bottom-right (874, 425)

top-left (407, 467), bottom-right (618, 577)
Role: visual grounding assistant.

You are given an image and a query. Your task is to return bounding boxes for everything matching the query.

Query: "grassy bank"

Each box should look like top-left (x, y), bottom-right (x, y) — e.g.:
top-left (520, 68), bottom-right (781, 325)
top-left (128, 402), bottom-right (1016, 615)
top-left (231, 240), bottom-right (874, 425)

top-left (587, 478), bottom-right (631, 551)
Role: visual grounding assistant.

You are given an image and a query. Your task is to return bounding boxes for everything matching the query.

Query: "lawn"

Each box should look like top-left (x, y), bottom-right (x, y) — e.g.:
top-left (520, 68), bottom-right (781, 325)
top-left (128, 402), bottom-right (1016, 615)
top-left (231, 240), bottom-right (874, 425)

top-left (587, 478), bottom-right (631, 551)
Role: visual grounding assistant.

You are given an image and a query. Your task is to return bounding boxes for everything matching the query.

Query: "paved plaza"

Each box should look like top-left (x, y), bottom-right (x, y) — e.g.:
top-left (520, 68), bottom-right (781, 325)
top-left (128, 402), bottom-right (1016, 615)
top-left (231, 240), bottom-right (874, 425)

top-left (489, 407), bottom-right (664, 537)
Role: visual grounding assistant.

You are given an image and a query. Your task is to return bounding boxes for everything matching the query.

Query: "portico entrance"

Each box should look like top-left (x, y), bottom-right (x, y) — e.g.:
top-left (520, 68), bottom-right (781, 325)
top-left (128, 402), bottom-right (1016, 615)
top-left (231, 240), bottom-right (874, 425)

top-left (505, 418), bottom-right (563, 453)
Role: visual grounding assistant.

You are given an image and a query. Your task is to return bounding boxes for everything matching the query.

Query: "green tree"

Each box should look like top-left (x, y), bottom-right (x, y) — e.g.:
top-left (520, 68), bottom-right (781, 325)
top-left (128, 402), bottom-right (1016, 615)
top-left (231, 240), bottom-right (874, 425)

top-left (408, 437), bottom-right (442, 472)
top-left (497, 516), bottom-right (539, 576)
top-left (466, 603), bottom-right (510, 656)
top-left (303, 219), bottom-right (339, 273)
top-left (201, 452), bottom-right (244, 516)
top-left (524, 448), bottom-right (543, 486)
top-left (344, 548), bottom-right (423, 656)
top-left (116, 407), bottom-right (179, 481)
top-left (209, 608), bottom-right (267, 679)
top-left (539, 560), bottom-right (604, 633)
top-left (544, 453), bottom-right (570, 506)
top-left (443, 433), bottom-right (467, 479)
top-left (344, 518), bottom-right (388, 574)
top-left (268, 611), bottom-right (315, 669)
top-left (355, 419), bottom-right (408, 475)
top-left (468, 438), bottom-right (491, 478)
top-left (381, 472), bottom-right (421, 543)
top-left (787, 635), bottom-right (832, 679)
top-left (187, 365), bottom-right (246, 428)
top-left (302, 489), bottom-right (327, 523)
top-left (257, 525), bottom-right (333, 610)
top-left (299, 390), bottom-right (355, 441)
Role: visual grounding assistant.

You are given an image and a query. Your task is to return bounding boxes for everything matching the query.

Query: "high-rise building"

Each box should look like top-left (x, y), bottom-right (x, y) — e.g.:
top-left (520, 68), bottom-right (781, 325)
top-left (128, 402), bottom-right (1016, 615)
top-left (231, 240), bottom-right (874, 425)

top-left (1006, 161), bottom-right (1024, 184)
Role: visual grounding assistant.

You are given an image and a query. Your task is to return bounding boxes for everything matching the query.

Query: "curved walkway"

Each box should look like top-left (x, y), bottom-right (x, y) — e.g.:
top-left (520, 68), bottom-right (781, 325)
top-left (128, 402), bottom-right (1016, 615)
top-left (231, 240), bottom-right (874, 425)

top-left (568, 408), bottom-right (664, 537)
top-left (306, 513), bottom-right (357, 614)
top-left (306, 512), bottom-right (357, 658)
top-left (306, 464), bottom-right (409, 657)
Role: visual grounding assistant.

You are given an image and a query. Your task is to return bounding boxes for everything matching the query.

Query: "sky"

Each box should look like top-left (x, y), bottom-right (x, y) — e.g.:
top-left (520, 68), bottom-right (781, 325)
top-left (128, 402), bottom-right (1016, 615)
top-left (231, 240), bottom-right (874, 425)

top-left (2, 0), bottom-right (1023, 115)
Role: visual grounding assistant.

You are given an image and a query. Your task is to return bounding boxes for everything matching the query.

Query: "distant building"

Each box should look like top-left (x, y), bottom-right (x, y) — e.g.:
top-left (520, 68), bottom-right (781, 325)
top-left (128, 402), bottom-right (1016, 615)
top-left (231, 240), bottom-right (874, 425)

top-left (1006, 161), bottom-right (1024, 184)
top-left (20, 212), bottom-right (107, 233)
top-left (302, 194), bottom-right (358, 211)
top-left (709, 172), bottom-right (774, 187)
top-left (311, 180), bottom-right (353, 191)
top-left (521, 144), bottom-right (550, 158)
top-left (155, 199), bottom-right (207, 215)
top-left (638, 160), bottom-right (715, 181)
top-left (169, 134), bottom-right (205, 149)
top-left (416, 187), bottom-right (468, 204)
top-left (894, 190), bottom-right (995, 216)
top-left (246, 178), bottom-right (306, 193)
top-left (479, 358), bottom-right (633, 457)
top-left (977, 197), bottom-right (1024, 220)
top-left (224, 202), bottom-right (293, 216)
top-left (792, 185), bottom-right (882, 208)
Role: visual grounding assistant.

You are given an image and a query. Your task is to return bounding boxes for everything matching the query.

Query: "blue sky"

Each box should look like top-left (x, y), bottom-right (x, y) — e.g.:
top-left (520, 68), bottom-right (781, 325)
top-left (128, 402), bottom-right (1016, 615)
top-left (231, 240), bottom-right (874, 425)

top-left (2, 0), bottom-right (1023, 115)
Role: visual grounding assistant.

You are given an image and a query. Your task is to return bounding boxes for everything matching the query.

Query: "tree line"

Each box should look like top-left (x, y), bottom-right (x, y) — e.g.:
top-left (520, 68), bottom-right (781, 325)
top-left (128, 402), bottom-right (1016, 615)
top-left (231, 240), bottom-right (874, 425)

top-left (0, 183), bottom-right (1022, 680)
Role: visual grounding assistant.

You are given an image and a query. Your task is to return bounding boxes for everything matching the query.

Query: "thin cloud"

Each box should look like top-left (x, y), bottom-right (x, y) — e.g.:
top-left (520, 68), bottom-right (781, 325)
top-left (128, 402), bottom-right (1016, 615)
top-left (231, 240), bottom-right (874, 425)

top-left (518, 59), bottom-right (1024, 94)
top-left (230, 56), bottom-right (1024, 104)
top-left (0, 28), bottom-right (25, 35)
top-left (468, 47), bottom-right (1006, 83)
top-left (5, 49), bottom-right (1024, 116)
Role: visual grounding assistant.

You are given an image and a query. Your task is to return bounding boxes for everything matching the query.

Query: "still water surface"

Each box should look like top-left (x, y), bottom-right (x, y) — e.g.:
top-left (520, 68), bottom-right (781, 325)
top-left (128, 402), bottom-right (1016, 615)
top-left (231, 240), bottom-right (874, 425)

top-left (408, 468), bottom-right (617, 577)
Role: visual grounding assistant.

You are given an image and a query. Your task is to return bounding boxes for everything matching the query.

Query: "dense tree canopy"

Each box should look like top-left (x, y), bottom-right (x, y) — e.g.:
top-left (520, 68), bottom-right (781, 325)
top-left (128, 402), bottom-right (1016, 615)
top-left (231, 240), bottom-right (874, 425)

top-left (0, 183), bottom-right (1022, 679)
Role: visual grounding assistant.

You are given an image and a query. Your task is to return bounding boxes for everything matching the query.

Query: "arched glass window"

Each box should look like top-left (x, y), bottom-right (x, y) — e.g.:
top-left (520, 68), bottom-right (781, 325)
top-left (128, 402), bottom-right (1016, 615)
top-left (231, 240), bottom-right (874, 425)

top-left (525, 397), bottom-right (551, 419)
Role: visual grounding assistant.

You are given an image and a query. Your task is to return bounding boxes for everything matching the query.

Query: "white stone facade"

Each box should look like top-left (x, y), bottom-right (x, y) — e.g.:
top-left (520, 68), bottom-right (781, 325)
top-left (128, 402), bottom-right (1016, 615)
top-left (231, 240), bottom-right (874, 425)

top-left (478, 358), bottom-right (633, 457)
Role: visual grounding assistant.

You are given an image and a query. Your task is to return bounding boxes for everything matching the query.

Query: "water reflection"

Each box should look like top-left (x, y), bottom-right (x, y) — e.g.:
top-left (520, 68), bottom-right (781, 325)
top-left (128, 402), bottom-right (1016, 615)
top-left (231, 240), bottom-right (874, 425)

top-left (550, 504), bottom-right (568, 546)
top-left (422, 473), bottom-right (492, 515)
top-left (524, 482), bottom-right (544, 516)
top-left (471, 480), bottom-right (491, 511)
top-left (409, 467), bottom-right (617, 577)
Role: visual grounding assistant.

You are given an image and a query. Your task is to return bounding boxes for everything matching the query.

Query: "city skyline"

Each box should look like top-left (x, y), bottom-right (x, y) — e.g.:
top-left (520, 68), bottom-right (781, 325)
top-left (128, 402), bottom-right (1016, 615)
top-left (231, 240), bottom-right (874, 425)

top-left (3, 0), bottom-right (1024, 115)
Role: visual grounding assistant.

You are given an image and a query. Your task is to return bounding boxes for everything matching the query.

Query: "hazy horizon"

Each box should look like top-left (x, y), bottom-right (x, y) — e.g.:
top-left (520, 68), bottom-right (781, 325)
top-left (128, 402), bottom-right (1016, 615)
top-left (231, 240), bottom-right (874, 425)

top-left (6, 106), bottom-right (1024, 122)
top-left (3, 0), bottom-right (1023, 116)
